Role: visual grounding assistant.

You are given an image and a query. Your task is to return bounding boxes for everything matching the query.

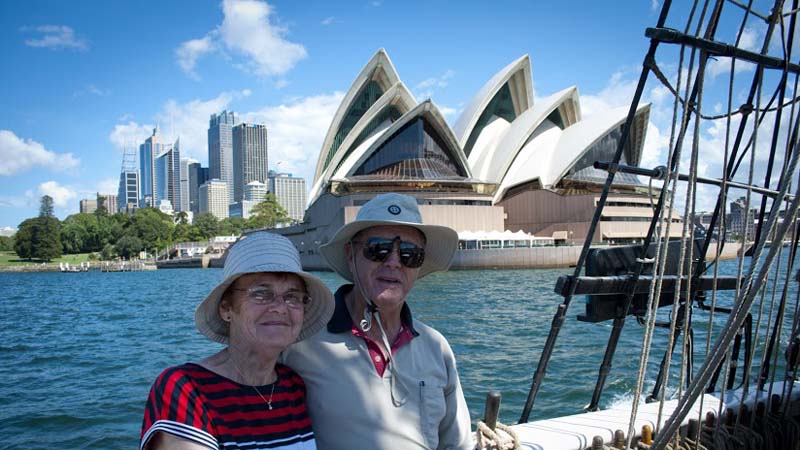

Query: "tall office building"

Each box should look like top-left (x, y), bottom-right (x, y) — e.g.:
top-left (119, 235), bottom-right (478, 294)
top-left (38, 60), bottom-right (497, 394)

top-left (98, 193), bottom-right (117, 213)
top-left (139, 127), bottom-right (163, 207)
top-left (179, 157), bottom-right (196, 213)
top-left (199, 179), bottom-right (229, 220)
top-left (153, 139), bottom-right (181, 211)
top-left (208, 110), bottom-right (236, 205)
top-left (188, 162), bottom-right (210, 214)
top-left (268, 171), bottom-right (306, 222)
top-left (232, 123), bottom-right (268, 203)
top-left (117, 145), bottom-right (139, 214)
top-left (244, 181), bottom-right (268, 203)
top-left (79, 198), bottom-right (98, 214)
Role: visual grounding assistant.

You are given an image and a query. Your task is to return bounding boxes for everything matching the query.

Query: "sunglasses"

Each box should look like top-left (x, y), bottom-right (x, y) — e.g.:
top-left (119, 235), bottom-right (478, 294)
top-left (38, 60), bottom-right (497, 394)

top-left (357, 236), bottom-right (426, 269)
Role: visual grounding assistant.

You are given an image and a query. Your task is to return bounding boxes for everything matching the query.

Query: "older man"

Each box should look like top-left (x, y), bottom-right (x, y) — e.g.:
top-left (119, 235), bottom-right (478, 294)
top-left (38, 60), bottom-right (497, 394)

top-left (283, 193), bottom-right (473, 450)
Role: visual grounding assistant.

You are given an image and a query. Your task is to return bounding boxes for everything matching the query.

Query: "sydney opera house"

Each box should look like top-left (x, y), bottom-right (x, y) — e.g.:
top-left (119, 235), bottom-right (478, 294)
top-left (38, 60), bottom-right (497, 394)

top-left (277, 49), bottom-right (664, 269)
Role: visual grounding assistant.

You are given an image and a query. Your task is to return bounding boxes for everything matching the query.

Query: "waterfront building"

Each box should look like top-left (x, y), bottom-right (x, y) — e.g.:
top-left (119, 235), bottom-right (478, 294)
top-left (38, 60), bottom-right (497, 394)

top-left (179, 157), bottom-right (196, 213)
top-left (729, 196), bottom-right (757, 239)
top-left (208, 110), bottom-right (236, 205)
top-left (276, 49), bottom-right (665, 269)
top-left (268, 171), bottom-right (306, 222)
top-left (187, 162), bottom-right (209, 215)
top-left (199, 179), bottom-right (229, 220)
top-left (232, 123), bottom-right (268, 203)
top-left (79, 198), bottom-right (97, 214)
top-left (244, 180), bottom-right (267, 203)
top-left (139, 127), bottom-right (163, 208)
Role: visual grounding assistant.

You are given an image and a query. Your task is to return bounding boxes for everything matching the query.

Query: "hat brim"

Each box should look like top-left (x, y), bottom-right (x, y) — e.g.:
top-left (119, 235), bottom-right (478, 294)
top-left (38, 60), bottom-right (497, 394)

top-left (320, 219), bottom-right (458, 281)
top-left (195, 268), bottom-right (335, 344)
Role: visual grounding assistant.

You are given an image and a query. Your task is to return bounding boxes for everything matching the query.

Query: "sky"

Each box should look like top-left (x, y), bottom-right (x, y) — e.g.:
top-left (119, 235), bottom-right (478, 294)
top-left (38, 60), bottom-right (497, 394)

top-left (0, 0), bottom-right (790, 234)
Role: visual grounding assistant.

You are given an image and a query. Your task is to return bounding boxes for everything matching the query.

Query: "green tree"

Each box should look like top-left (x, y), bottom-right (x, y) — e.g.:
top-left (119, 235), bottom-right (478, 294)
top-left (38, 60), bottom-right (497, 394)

top-left (94, 194), bottom-right (108, 217)
top-left (13, 219), bottom-right (36, 260)
top-left (39, 195), bottom-right (55, 218)
top-left (115, 234), bottom-right (144, 259)
top-left (172, 222), bottom-right (193, 242)
top-left (34, 216), bottom-right (62, 261)
top-left (220, 217), bottom-right (246, 236)
top-left (175, 211), bottom-right (189, 225)
top-left (246, 195), bottom-right (290, 230)
top-left (193, 212), bottom-right (220, 239)
top-left (31, 196), bottom-right (62, 262)
top-left (100, 243), bottom-right (115, 260)
top-left (0, 235), bottom-right (14, 251)
top-left (128, 208), bottom-right (174, 251)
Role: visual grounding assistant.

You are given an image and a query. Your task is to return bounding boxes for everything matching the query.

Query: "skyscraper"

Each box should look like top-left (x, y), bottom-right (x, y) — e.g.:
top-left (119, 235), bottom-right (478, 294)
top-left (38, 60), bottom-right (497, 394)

top-left (208, 110), bottom-right (236, 205)
top-left (188, 162), bottom-right (209, 214)
top-left (268, 171), bottom-right (306, 222)
top-left (232, 123), bottom-right (268, 203)
top-left (139, 127), bottom-right (163, 207)
top-left (199, 179), bottom-right (229, 220)
top-left (244, 180), bottom-right (267, 203)
top-left (118, 145), bottom-right (139, 214)
top-left (153, 138), bottom-right (182, 212)
top-left (180, 157), bottom-right (196, 213)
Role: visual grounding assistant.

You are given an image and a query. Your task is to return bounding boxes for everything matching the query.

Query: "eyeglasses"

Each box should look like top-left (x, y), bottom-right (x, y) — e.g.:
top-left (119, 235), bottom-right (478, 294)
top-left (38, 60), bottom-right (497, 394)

top-left (357, 236), bottom-right (426, 269)
top-left (230, 287), bottom-right (311, 309)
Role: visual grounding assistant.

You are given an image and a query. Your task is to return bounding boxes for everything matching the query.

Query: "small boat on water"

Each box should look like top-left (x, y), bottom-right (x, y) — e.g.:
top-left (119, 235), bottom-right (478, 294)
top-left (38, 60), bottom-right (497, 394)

top-left (476, 1), bottom-right (800, 449)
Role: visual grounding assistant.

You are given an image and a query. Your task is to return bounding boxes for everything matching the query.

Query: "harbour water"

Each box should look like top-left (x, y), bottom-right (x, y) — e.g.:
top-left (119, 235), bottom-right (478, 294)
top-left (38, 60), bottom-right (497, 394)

top-left (1, 258), bottom-right (795, 449)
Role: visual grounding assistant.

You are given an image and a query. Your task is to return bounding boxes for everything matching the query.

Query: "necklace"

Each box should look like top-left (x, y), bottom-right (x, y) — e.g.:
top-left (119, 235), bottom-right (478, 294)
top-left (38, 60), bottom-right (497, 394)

top-left (230, 358), bottom-right (278, 410)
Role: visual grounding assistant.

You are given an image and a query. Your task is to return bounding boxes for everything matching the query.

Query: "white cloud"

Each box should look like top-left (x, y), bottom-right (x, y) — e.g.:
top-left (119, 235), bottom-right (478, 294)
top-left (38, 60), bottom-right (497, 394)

top-left (109, 121), bottom-right (154, 153)
top-left (175, 35), bottom-right (216, 80)
top-left (0, 226), bottom-right (16, 237)
top-left (176, 0), bottom-right (307, 79)
top-left (321, 16), bottom-right (336, 26)
top-left (706, 27), bottom-right (760, 79)
top-left (38, 181), bottom-right (78, 208)
top-left (414, 69), bottom-right (456, 101)
top-left (0, 130), bottom-right (80, 176)
top-left (241, 92), bottom-right (345, 182)
top-left (73, 84), bottom-right (110, 98)
top-left (580, 71), bottom-right (638, 118)
top-left (21, 25), bottom-right (89, 51)
top-left (97, 178), bottom-right (119, 196)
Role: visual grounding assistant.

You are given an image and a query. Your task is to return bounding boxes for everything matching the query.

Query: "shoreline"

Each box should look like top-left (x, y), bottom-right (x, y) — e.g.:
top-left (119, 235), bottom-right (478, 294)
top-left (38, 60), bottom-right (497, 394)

top-left (0, 242), bottom-right (744, 273)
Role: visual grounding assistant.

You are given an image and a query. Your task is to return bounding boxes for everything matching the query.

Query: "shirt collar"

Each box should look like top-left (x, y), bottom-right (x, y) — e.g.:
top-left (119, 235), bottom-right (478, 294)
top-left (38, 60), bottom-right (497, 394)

top-left (327, 284), bottom-right (418, 336)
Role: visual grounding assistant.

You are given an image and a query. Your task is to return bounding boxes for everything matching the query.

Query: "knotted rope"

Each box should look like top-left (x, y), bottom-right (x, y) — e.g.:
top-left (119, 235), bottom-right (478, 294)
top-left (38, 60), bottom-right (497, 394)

top-left (475, 420), bottom-right (520, 450)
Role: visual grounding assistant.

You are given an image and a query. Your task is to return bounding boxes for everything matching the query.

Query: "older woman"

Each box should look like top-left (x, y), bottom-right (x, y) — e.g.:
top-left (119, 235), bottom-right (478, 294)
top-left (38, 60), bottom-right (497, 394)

top-left (140, 232), bottom-right (334, 450)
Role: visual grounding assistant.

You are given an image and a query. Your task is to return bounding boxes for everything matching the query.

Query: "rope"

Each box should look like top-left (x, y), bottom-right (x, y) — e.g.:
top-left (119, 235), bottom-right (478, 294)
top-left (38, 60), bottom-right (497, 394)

top-left (475, 421), bottom-right (520, 450)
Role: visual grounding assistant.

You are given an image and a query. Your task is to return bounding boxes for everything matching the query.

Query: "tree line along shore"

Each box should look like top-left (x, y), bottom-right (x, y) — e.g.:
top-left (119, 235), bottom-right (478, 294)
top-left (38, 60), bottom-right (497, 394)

top-left (2, 194), bottom-right (291, 266)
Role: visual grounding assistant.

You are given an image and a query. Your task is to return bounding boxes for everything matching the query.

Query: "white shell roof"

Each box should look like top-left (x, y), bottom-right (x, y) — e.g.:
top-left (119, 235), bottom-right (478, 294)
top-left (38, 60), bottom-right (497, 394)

top-left (307, 81), bottom-right (417, 204)
top-left (494, 103), bottom-right (650, 202)
top-left (470, 86), bottom-right (581, 183)
top-left (334, 99), bottom-right (472, 180)
top-left (312, 49), bottom-right (402, 184)
top-left (545, 103), bottom-right (650, 186)
top-left (453, 54), bottom-right (534, 150)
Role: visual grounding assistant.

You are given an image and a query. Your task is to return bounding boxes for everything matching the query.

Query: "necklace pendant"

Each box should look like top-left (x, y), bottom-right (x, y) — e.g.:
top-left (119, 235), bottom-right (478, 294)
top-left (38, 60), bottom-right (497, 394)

top-left (268, 403), bottom-right (273, 410)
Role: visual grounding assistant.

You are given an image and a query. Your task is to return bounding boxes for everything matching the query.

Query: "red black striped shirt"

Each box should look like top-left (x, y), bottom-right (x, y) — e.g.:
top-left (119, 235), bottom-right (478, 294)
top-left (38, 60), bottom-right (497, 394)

top-left (140, 363), bottom-right (316, 450)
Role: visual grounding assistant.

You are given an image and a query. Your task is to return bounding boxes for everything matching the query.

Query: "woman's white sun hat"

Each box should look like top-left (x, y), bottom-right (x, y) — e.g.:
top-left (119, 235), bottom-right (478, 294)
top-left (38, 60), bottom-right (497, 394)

top-left (320, 193), bottom-right (459, 281)
top-left (195, 232), bottom-right (334, 344)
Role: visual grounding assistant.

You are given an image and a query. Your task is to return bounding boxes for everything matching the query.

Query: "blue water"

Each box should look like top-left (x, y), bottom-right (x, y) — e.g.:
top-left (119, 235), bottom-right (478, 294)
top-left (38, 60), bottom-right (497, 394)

top-left (1, 257), bottom-right (797, 449)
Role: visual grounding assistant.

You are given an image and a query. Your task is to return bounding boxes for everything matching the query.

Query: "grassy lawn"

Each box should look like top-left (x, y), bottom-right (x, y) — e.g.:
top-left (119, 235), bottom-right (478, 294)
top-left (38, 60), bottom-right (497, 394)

top-left (0, 251), bottom-right (95, 267)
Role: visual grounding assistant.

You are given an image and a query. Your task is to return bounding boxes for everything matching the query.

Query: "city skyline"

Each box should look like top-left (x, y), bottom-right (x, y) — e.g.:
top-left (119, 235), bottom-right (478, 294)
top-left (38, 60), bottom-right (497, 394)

top-left (0, 1), bottom-right (667, 230)
top-left (1, 0), bottom-right (775, 232)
